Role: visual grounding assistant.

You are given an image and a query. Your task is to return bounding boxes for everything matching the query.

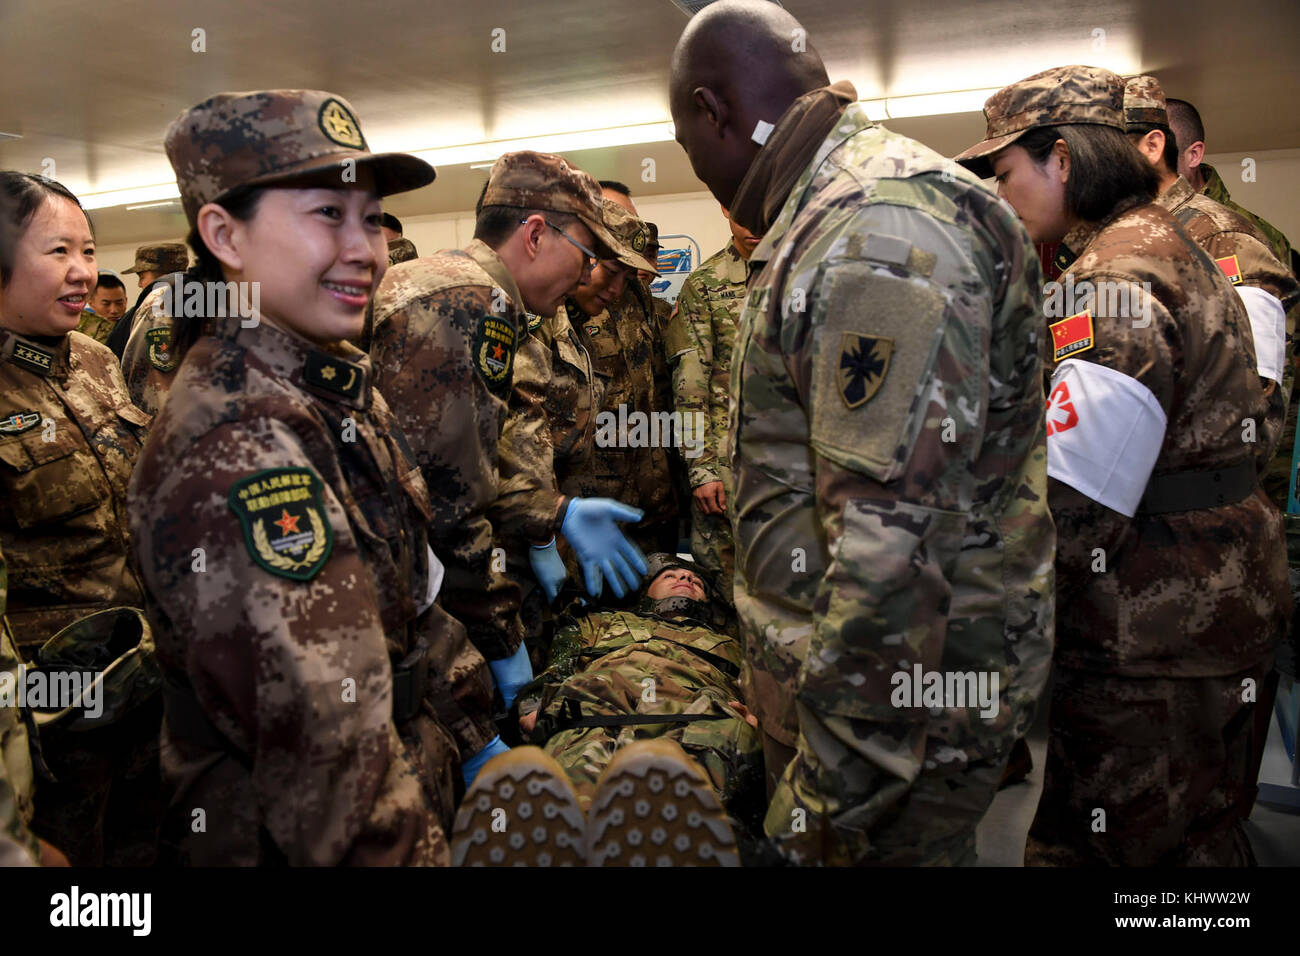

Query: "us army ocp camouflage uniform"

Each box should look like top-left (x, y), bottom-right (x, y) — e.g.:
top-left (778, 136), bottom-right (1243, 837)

top-left (666, 242), bottom-right (751, 601)
top-left (76, 307), bottom-right (118, 346)
top-left (130, 316), bottom-right (458, 865)
top-left (729, 97), bottom-right (1054, 865)
top-left (519, 592), bottom-right (762, 825)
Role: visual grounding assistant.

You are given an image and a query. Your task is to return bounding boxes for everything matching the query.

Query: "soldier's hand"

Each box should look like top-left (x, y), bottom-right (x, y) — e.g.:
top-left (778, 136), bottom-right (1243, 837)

top-left (728, 700), bottom-right (759, 728)
top-left (694, 481), bottom-right (727, 515)
top-left (559, 497), bottom-right (648, 598)
top-left (519, 708), bottom-right (539, 736)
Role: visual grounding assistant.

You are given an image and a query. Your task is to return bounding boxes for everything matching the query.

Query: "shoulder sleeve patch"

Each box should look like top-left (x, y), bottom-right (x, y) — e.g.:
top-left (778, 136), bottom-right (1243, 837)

top-left (145, 326), bottom-right (176, 372)
top-left (228, 467), bottom-right (333, 580)
top-left (1048, 311), bottom-right (1094, 362)
top-left (473, 312), bottom-right (517, 397)
top-left (810, 261), bottom-right (947, 483)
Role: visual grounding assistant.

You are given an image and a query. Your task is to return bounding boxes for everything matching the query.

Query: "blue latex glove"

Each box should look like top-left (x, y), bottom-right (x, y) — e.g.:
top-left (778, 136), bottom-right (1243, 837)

top-left (559, 497), bottom-right (648, 599)
top-left (529, 536), bottom-right (567, 603)
top-left (462, 735), bottom-right (510, 788)
top-left (488, 642), bottom-right (534, 711)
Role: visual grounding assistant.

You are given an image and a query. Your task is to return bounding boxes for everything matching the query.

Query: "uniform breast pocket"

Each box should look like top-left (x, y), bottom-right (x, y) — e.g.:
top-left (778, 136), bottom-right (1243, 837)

top-left (0, 427), bottom-right (102, 529)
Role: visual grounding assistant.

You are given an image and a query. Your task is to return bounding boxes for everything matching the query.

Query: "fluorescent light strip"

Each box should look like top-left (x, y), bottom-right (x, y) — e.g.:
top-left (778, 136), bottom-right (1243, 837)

top-left (125, 200), bottom-right (180, 211)
top-left (883, 88), bottom-right (999, 119)
top-left (81, 182), bottom-right (181, 211)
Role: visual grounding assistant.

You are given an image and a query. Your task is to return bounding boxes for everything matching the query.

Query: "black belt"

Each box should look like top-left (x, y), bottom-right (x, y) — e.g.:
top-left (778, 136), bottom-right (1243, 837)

top-left (1138, 461), bottom-right (1257, 515)
top-left (390, 640), bottom-right (431, 724)
top-left (529, 698), bottom-right (732, 746)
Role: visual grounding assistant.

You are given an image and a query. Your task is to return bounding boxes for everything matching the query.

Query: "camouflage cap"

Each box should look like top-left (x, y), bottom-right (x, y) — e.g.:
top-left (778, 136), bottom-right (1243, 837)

top-left (121, 241), bottom-right (189, 275)
top-left (387, 235), bottom-right (418, 265)
top-left (602, 200), bottom-right (659, 275)
top-left (165, 90), bottom-right (436, 224)
top-left (30, 607), bottom-right (161, 732)
top-left (954, 66), bottom-right (1127, 178)
top-left (1123, 74), bottom-right (1168, 129)
top-left (480, 151), bottom-right (626, 261)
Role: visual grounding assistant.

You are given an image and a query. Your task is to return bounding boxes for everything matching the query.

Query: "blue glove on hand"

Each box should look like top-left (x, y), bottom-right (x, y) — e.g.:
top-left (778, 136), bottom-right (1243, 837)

top-left (462, 735), bottom-right (510, 788)
top-left (488, 642), bottom-right (534, 711)
top-left (529, 537), bottom-right (567, 603)
top-left (559, 497), bottom-right (648, 599)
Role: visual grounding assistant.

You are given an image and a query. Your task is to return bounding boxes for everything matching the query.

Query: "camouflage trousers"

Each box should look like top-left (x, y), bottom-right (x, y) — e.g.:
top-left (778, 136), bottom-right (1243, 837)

top-left (689, 500), bottom-right (735, 605)
top-left (543, 706), bottom-right (765, 833)
top-left (1025, 659), bottom-right (1269, 866)
top-left (32, 695), bottom-right (163, 866)
top-left (763, 700), bottom-right (1004, 866)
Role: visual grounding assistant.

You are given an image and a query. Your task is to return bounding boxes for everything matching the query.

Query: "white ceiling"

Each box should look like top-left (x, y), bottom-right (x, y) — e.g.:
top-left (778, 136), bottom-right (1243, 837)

top-left (2, 0), bottom-right (1296, 245)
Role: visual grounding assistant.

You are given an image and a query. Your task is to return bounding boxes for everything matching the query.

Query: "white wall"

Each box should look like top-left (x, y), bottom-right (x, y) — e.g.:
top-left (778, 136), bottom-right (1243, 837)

top-left (88, 148), bottom-right (1300, 279)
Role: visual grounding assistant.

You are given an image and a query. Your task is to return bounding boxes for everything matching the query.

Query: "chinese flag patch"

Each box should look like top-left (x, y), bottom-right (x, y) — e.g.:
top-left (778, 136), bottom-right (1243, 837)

top-left (1215, 254), bottom-right (1243, 284)
top-left (1049, 310), bottom-right (1094, 362)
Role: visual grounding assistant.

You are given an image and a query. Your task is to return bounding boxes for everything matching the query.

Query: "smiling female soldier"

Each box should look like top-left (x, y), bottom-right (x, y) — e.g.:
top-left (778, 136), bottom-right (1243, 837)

top-left (127, 90), bottom-right (461, 865)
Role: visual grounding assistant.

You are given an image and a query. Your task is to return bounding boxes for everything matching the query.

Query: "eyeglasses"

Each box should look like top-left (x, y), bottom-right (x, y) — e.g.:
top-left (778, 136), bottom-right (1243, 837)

top-left (523, 218), bottom-right (599, 273)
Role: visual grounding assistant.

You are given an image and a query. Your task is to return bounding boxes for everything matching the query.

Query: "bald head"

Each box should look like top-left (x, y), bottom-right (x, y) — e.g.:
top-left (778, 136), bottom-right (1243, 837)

top-left (669, 0), bottom-right (830, 205)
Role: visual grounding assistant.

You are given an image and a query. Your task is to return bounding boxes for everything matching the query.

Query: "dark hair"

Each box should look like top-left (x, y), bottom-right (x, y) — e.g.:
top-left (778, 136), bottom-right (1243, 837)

top-left (473, 205), bottom-right (577, 249)
top-left (94, 273), bottom-right (126, 293)
top-left (173, 184), bottom-right (266, 356)
top-left (0, 171), bottom-right (88, 286)
top-left (599, 180), bottom-right (631, 197)
top-left (381, 212), bottom-right (402, 234)
top-left (1126, 123), bottom-right (1180, 176)
top-left (474, 179), bottom-right (491, 216)
top-left (1166, 98), bottom-right (1205, 146)
top-left (1017, 124), bottom-right (1159, 222)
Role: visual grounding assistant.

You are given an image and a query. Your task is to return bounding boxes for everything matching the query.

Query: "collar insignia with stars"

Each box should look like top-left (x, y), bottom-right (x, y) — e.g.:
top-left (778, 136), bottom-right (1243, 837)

top-left (303, 351), bottom-right (364, 400)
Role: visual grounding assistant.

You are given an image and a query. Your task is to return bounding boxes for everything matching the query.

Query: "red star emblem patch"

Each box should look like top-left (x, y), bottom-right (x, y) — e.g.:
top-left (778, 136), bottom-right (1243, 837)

top-left (273, 509), bottom-right (302, 536)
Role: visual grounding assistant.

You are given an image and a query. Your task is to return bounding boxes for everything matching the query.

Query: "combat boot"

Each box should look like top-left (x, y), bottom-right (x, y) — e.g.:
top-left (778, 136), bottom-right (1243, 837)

top-left (450, 746), bottom-right (586, 866)
top-left (586, 738), bottom-right (739, 866)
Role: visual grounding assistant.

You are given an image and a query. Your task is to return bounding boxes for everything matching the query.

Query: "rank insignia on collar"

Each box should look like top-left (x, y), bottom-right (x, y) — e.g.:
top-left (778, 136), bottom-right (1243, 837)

top-left (229, 467), bottom-right (333, 581)
top-left (473, 313), bottom-right (516, 397)
top-left (146, 327), bottom-right (176, 372)
top-left (839, 333), bottom-right (892, 408)
top-left (304, 351), bottom-right (364, 400)
top-left (1049, 310), bottom-right (1094, 362)
top-left (11, 341), bottom-right (54, 376)
top-left (1214, 254), bottom-right (1243, 285)
top-left (527, 312), bottom-right (543, 332)
top-left (0, 411), bottom-right (41, 435)
top-left (1053, 244), bottom-right (1078, 272)
top-left (585, 324), bottom-right (601, 336)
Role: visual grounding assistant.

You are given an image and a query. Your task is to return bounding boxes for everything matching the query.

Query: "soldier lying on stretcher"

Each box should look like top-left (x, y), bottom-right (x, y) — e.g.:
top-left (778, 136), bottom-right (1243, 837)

top-left (451, 554), bottom-right (766, 865)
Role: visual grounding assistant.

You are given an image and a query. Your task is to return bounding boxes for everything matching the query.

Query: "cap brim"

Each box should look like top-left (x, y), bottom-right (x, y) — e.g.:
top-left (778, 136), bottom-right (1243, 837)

top-left (225, 151), bottom-right (437, 199)
top-left (121, 265), bottom-right (142, 274)
top-left (953, 130), bottom-right (1027, 180)
top-left (586, 217), bottom-right (659, 275)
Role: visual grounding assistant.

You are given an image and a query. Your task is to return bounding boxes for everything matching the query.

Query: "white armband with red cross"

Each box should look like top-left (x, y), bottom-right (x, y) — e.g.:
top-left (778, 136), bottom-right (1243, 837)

top-left (1235, 285), bottom-right (1286, 384)
top-left (1045, 358), bottom-right (1167, 517)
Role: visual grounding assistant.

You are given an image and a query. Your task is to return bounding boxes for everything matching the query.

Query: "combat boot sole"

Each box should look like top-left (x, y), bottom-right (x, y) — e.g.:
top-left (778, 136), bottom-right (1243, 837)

top-left (586, 739), bottom-right (739, 867)
top-left (450, 746), bottom-right (587, 866)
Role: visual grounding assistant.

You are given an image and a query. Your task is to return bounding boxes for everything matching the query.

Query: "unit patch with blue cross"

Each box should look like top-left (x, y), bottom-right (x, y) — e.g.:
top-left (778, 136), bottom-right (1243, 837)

top-left (228, 467), bottom-right (333, 581)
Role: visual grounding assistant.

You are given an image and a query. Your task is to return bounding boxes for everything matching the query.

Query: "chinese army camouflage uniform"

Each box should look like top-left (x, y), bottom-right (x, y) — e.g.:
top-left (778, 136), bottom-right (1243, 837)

top-left (0, 546), bottom-right (40, 866)
top-left (1125, 76), bottom-right (1300, 504)
top-left (493, 304), bottom-right (603, 662)
top-left (0, 328), bottom-right (160, 865)
top-left (370, 240), bottom-right (525, 757)
top-left (728, 83), bottom-right (1054, 865)
top-left (1197, 163), bottom-right (1294, 267)
top-left (666, 241), bottom-right (751, 601)
top-left (128, 87), bottom-right (458, 865)
top-left (130, 315), bottom-right (458, 865)
top-left (76, 307), bottom-right (117, 346)
top-left (578, 202), bottom-right (678, 554)
top-left (959, 67), bottom-right (1290, 866)
top-left (519, 558), bottom-right (762, 824)
top-left (120, 282), bottom-right (180, 416)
